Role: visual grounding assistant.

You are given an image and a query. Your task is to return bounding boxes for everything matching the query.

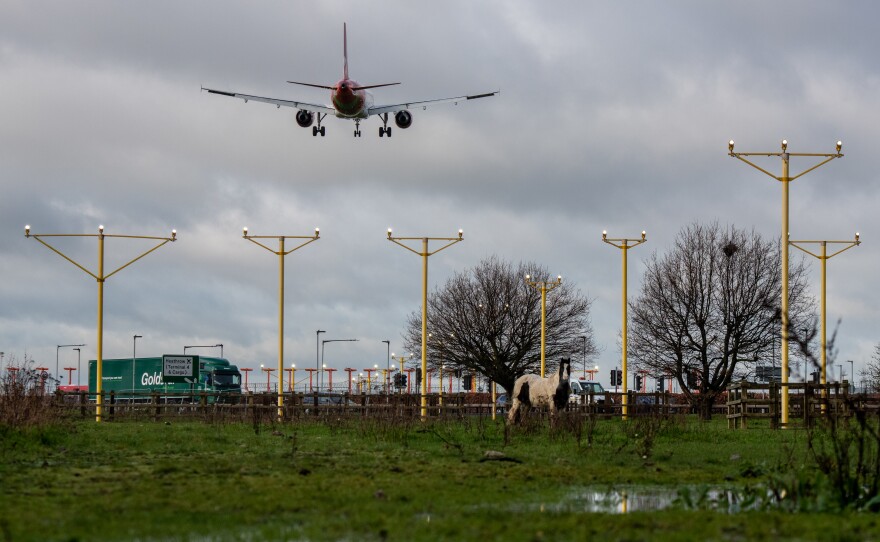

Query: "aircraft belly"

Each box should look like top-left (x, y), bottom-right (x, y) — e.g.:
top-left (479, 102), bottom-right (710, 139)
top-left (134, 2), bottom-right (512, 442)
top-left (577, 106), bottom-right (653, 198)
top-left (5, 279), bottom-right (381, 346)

top-left (332, 90), bottom-right (372, 119)
top-left (334, 109), bottom-right (368, 120)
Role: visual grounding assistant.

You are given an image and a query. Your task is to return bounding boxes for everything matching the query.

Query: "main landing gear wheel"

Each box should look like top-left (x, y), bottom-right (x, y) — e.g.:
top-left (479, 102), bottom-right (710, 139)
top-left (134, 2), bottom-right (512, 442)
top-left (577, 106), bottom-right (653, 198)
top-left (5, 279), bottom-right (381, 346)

top-left (379, 113), bottom-right (392, 138)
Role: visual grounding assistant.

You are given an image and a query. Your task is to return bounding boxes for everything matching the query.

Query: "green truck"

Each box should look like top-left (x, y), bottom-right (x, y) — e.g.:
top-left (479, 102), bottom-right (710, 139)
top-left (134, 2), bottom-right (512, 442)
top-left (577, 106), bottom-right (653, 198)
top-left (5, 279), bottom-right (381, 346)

top-left (88, 356), bottom-right (242, 401)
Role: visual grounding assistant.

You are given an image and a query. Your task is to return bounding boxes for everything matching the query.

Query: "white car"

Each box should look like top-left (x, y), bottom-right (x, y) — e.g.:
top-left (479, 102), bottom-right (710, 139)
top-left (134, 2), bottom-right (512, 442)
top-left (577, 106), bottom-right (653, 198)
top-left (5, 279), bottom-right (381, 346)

top-left (569, 380), bottom-right (606, 404)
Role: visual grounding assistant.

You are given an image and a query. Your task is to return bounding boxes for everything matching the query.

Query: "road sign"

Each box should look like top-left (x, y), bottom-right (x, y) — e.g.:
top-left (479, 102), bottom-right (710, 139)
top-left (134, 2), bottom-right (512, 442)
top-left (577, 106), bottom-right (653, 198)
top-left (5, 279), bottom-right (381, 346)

top-left (162, 355), bottom-right (199, 384)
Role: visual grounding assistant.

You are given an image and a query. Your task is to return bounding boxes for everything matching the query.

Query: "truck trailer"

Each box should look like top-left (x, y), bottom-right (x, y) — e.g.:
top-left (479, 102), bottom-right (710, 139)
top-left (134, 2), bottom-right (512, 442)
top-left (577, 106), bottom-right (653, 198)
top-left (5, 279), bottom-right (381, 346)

top-left (88, 356), bottom-right (242, 401)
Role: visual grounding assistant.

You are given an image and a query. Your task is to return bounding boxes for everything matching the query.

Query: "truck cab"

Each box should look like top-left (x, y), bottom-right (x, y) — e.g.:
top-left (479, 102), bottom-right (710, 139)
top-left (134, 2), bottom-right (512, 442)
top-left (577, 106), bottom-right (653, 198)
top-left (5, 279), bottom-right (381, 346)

top-left (569, 379), bottom-right (606, 404)
top-left (200, 359), bottom-right (242, 393)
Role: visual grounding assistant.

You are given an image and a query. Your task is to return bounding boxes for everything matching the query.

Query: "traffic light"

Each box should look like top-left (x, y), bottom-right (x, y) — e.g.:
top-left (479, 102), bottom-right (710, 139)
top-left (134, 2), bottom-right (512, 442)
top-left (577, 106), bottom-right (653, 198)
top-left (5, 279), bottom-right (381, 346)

top-left (656, 377), bottom-right (665, 392)
top-left (634, 375), bottom-right (643, 392)
top-left (610, 369), bottom-right (616, 385)
top-left (616, 369), bottom-right (623, 386)
top-left (415, 368), bottom-right (422, 387)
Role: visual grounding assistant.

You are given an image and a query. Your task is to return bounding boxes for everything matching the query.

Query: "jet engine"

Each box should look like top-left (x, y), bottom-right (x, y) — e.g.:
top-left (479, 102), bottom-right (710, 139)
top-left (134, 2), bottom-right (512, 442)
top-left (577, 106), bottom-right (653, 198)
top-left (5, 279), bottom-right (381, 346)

top-left (394, 110), bottom-right (413, 129)
top-left (295, 110), bottom-right (314, 128)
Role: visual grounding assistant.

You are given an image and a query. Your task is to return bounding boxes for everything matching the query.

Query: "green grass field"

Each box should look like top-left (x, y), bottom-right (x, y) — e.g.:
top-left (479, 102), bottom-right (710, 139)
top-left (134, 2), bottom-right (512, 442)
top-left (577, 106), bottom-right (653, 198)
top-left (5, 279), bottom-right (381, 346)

top-left (1, 415), bottom-right (878, 541)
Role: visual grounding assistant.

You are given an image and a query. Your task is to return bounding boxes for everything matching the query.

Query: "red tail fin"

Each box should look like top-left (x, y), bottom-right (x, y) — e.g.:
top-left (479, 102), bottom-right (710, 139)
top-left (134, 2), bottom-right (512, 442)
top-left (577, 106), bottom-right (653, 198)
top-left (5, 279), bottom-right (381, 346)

top-left (343, 22), bottom-right (349, 80)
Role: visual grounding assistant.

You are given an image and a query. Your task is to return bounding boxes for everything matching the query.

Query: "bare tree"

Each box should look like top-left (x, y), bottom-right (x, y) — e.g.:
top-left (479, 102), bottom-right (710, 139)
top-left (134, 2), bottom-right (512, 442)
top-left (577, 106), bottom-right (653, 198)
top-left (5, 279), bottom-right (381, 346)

top-left (628, 222), bottom-right (815, 419)
top-left (861, 344), bottom-right (880, 394)
top-left (402, 256), bottom-right (598, 394)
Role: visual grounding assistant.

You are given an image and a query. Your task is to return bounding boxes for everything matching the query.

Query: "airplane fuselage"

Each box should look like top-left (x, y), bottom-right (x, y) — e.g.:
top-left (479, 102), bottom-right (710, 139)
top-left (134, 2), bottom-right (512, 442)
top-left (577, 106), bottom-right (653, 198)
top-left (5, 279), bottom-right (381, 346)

top-left (331, 79), bottom-right (372, 119)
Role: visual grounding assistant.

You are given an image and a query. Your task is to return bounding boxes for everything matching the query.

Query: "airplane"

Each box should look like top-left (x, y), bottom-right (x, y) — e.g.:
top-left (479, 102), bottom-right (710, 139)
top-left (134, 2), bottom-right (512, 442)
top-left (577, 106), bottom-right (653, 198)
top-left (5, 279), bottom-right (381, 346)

top-left (202, 23), bottom-right (498, 138)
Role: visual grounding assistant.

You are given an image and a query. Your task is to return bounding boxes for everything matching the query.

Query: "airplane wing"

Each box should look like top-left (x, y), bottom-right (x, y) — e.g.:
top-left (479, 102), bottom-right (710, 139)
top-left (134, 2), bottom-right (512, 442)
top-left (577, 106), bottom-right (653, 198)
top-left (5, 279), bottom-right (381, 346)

top-left (368, 90), bottom-right (499, 117)
top-left (201, 87), bottom-right (336, 115)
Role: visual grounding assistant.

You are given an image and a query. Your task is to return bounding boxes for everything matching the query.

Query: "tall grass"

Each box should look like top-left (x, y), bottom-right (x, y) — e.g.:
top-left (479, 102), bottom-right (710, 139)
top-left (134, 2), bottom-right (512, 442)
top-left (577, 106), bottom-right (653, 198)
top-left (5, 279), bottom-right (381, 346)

top-left (0, 373), bottom-right (65, 429)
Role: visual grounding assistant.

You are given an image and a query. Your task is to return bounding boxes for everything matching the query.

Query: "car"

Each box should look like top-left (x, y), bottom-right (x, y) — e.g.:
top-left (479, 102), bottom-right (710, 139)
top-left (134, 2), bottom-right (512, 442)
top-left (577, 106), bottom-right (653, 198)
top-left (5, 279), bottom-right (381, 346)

top-left (495, 393), bottom-right (509, 414)
top-left (569, 379), bottom-right (607, 405)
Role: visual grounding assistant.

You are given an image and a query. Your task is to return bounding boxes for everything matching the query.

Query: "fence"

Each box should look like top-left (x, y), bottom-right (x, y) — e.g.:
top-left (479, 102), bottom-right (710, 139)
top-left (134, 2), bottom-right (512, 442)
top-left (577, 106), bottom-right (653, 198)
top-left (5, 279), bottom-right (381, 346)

top-left (42, 389), bottom-right (699, 422)
top-left (725, 380), bottom-right (876, 429)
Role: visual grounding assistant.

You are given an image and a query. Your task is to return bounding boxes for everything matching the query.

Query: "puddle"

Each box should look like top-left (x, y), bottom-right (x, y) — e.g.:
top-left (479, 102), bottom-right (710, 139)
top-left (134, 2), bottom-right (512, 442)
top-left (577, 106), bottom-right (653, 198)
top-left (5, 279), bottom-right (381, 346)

top-left (564, 487), bottom-right (676, 513)
top-left (544, 486), bottom-right (773, 514)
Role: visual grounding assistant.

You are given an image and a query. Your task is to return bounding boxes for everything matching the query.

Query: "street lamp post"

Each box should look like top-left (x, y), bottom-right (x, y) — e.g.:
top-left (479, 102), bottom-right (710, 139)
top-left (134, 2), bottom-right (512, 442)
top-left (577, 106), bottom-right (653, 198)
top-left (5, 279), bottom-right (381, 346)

top-left (316, 330), bottom-right (325, 391)
top-left (382, 340), bottom-right (391, 392)
top-left (602, 229), bottom-right (647, 420)
top-left (183, 344), bottom-right (222, 357)
top-left (28, 224), bottom-right (176, 421)
top-left (525, 274), bottom-right (563, 378)
top-left (580, 335), bottom-right (587, 379)
top-left (243, 227), bottom-right (320, 420)
top-left (789, 234), bottom-right (860, 393)
top-left (57, 344), bottom-right (86, 391)
top-left (387, 228), bottom-right (464, 420)
top-left (848, 360), bottom-right (854, 388)
top-left (321, 339), bottom-right (358, 391)
top-left (729, 139), bottom-right (844, 428)
top-left (132, 334), bottom-right (142, 399)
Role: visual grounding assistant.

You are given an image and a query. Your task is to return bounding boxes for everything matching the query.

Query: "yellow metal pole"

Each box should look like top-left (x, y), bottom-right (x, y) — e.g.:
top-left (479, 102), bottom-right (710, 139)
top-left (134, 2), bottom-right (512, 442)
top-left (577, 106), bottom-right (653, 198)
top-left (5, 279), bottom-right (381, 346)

top-left (386, 229), bottom-right (462, 421)
top-left (278, 237), bottom-right (285, 420)
top-left (491, 381), bottom-right (496, 421)
top-left (25, 226), bottom-right (176, 422)
top-left (242, 227), bottom-right (319, 422)
top-left (621, 239), bottom-right (628, 420)
top-left (602, 230), bottom-right (646, 422)
top-left (780, 154), bottom-right (790, 428)
top-left (820, 242), bottom-right (826, 389)
top-left (96, 230), bottom-right (104, 423)
top-left (525, 275), bottom-right (562, 378)
top-left (728, 139), bottom-right (844, 428)
top-left (421, 238), bottom-right (429, 421)
top-left (789, 234), bottom-right (860, 410)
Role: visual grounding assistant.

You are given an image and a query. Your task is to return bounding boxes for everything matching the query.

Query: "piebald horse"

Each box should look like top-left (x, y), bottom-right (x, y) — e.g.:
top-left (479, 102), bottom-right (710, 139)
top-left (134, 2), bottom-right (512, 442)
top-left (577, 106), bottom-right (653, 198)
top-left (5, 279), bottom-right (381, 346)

top-left (507, 359), bottom-right (571, 425)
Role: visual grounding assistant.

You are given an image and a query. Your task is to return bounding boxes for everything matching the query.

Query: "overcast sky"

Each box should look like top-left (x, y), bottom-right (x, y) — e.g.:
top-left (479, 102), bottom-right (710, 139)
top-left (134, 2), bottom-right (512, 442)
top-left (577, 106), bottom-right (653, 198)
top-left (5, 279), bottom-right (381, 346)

top-left (2, 1), bottom-right (878, 391)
